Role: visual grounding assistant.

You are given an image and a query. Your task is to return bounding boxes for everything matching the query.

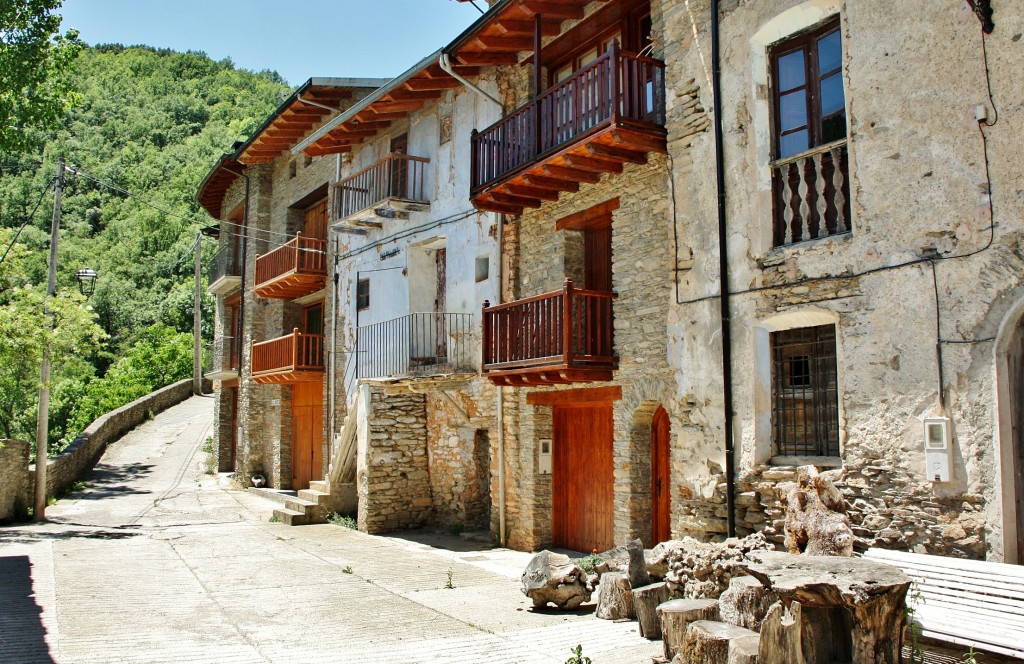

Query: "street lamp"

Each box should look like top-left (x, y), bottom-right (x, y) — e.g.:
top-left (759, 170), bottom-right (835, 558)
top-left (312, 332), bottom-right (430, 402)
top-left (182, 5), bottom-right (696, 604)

top-left (75, 267), bottom-right (98, 296)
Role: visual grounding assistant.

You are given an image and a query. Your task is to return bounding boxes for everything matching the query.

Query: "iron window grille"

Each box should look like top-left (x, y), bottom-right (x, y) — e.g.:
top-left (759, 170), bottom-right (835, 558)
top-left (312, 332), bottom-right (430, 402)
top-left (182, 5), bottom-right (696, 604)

top-left (771, 324), bottom-right (840, 457)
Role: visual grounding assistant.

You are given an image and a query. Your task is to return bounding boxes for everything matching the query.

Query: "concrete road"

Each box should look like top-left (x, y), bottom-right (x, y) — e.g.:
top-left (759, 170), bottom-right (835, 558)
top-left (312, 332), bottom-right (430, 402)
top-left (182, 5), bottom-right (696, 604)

top-left (0, 396), bottom-right (661, 664)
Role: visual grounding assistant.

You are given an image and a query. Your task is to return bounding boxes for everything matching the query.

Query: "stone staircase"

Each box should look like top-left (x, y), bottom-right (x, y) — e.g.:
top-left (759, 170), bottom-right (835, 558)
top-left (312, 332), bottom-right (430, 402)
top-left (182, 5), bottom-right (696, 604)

top-left (248, 481), bottom-right (333, 525)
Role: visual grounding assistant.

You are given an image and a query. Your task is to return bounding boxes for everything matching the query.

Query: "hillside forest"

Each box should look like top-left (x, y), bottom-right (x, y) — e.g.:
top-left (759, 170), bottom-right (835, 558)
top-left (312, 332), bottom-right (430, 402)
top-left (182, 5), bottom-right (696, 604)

top-left (0, 44), bottom-right (290, 453)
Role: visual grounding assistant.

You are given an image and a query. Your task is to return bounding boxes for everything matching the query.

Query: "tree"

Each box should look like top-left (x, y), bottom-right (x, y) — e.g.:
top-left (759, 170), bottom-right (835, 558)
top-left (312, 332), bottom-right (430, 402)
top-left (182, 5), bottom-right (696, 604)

top-left (0, 0), bottom-right (81, 154)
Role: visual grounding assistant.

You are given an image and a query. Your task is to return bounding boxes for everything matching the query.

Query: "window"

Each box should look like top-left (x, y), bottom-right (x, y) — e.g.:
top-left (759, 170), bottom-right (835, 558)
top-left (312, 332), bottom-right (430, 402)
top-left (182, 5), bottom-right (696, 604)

top-left (771, 325), bottom-right (839, 457)
top-left (770, 18), bottom-right (851, 246)
top-left (356, 279), bottom-right (370, 311)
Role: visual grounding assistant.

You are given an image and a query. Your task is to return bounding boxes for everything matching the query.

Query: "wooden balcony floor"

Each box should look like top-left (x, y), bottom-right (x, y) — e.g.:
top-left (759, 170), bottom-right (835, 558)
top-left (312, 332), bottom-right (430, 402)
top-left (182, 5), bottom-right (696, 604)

top-left (485, 363), bottom-right (616, 386)
top-left (254, 270), bottom-right (327, 299)
top-left (251, 370), bottom-right (324, 385)
top-left (472, 125), bottom-right (666, 216)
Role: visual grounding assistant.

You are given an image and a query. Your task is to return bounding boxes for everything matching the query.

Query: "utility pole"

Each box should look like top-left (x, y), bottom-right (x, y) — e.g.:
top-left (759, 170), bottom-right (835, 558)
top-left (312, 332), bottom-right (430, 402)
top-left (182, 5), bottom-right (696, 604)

top-left (193, 232), bottom-right (202, 395)
top-left (34, 157), bottom-right (64, 521)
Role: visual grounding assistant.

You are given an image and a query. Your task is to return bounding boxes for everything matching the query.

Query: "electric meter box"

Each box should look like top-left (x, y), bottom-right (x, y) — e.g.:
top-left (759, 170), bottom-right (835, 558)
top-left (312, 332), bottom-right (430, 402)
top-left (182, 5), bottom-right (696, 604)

top-left (538, 438), bottom-right (552, 475)
top-left (923, 416), bottom-right (951, 482)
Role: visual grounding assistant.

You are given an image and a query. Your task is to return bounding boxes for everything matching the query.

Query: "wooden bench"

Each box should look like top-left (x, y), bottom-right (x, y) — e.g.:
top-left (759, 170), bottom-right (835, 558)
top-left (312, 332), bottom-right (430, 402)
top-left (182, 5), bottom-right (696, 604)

top-left (863, 547), bottom-right (1024, 659)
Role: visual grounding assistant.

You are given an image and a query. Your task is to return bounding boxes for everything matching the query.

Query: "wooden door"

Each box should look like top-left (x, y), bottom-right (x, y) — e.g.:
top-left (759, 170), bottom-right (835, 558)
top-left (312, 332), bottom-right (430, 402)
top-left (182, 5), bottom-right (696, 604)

top-left (651, 406), bottom-right (671, 544)
top-left (291, 382), bottom-right (324, 490)
top-left (390, 133), bottom-right (409, 198)
top-left (552, 403), bottom-right (614, 552)
top-left (1009, 322), bottom-right (1024, 563)
top-left (303, 199), bottom-right (328, 241)
top-left (583, 226), bottom-right (612, 292)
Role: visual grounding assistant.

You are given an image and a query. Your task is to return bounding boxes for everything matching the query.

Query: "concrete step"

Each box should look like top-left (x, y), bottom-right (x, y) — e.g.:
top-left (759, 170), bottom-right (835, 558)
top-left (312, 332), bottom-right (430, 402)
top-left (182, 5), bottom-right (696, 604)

top-left (308, 480), bottom-right (329, 493)
top-left (272, 507), bottom-right (309, 526)
top-left (284, 496), bottom-right (318, 513)
top-left (247, 487), bottom-right (297, 506)
top-left (297, 488), bottom-right (331, 506)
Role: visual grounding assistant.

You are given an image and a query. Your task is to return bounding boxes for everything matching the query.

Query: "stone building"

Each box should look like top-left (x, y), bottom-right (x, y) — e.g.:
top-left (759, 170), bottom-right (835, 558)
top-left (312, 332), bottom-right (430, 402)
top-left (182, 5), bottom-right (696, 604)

top-left (199, 0), bottom-right (1022, 562)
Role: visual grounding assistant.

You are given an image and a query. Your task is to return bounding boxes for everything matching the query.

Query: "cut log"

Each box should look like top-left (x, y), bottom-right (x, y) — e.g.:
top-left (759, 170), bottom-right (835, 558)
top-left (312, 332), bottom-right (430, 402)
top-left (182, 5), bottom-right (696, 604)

top-left (718, 575), bottom-right (779, 631)
top-left (627, 538), bottom-right (652, 589)
top-left (658, 598), bottom-right (719, 660)
top-left (595, 571), bottom-right (634, 620)
top-left (729, 634), bottom-right (760, 664)
top-left (746, 552), bottom-right (908, 664)
top-left (632, 582), bottom-right (670, 639)
top-left (680, 620), bottom-right (760, 664)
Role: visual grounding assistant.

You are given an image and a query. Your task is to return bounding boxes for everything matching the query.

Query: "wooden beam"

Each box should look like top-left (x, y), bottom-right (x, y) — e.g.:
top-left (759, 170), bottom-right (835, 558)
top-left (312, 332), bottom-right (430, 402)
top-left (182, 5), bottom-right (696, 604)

top-left (526, 385), bottom-right (622, 405)
top-left (488, 190), bottom-right (543, 209)
top-left (520, 1), bottom-right (585, 19)
top-left (585, 142), bottom-right (648, 164)
top-left (345, 120), bottom-right (392, 131)
top-left (474, 34), bottom-right (535, 51)
top-left (403, 77), bottom-right (462, 91)
top-left (494, 18), bottom-right (562, 35)
top-left (355, 110), bottom-right (409, 122)
top-left (370, 100), bottom-right (425, 112)
top-left (541, 164), bottom-right (601, 184)
top-left (564, 153), bottom-right (623, 173)
top-left (506, 183), bottom-right (560, 201)
top-left (555, 198), bottom-right (620, 231)
top-left (454, 51), bottom-right (520, 65)
top-left (610, 129), bottom-right (668, 153)
top-left (387, 88), bottom-right (444, 101)
top-left (522, 173), bottom-right (579, 193)
top-left (473, 198), bottom-right (523, 215)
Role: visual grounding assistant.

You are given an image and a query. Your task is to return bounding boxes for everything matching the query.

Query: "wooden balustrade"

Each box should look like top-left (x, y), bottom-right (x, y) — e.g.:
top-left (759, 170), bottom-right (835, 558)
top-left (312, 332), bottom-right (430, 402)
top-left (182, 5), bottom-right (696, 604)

top-left (253, 233), bottom-right (327, 295)
top-left (772, 140), bottom-right (851, 246)
top-left (332, 152), bottom-right (430, 221)
top-left (251, 329), bottom-right (324, 377)
top-left (482, 279), bottom-right (616, 376)
top-left (471, 45), bottom-right (666, 194)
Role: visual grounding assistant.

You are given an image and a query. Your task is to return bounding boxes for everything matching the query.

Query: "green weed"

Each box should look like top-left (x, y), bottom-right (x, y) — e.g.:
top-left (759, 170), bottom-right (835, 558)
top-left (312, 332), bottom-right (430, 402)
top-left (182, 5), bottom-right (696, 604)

top-left (565, 644), bottom-right (592, 664)
top-left (327, 512), bottom-right (357, 529)
top-left (445, 568), bottom-right (455, 590)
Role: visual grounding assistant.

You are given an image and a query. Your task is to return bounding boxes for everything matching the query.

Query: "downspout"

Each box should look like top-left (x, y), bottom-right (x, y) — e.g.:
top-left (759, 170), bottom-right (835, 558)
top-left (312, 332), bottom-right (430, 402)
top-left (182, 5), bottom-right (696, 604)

top-left (329, 233), bottom-right (340, 462)
top-left (710, 0), bottom-right (736, 538)
top-left (296, 93), bottom-right (340, 115)
top-left (496, 211), bottom-right (506, 546)
top-left (439, 53), bottom-right (504, 108)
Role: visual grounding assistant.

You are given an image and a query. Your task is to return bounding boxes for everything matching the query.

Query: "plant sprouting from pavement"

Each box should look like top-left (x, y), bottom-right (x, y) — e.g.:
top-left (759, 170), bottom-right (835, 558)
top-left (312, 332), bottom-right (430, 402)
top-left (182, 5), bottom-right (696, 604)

top-left (565, 644), bottom-right (592, 664)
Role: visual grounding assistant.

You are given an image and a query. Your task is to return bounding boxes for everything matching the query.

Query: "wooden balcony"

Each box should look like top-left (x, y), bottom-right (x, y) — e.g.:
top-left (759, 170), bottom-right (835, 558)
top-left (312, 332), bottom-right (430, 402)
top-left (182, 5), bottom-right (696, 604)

top-left (251, 329), bottom-right (324, 385)
top-left (253, 233), bottom-right (327, 299)
top-left (332, 153), bottom-right (430, 227)
top-left (471, 45), bottom-right (666, 216)
top-left (482, 279), bottom-right (617, 386)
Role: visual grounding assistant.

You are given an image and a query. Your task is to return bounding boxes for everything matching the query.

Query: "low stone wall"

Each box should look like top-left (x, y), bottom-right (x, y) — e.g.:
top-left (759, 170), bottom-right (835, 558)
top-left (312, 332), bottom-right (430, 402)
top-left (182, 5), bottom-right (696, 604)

top-left (0, 439), bottom-right (31, 521)
top-left (31, 379), bottom-right (206, 501)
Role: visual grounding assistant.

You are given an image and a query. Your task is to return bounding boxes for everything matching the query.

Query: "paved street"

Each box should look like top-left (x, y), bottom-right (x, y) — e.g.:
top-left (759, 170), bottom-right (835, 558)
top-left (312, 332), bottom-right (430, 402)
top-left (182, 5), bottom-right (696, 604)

top-left (0, 396), bottom-right (660, 664)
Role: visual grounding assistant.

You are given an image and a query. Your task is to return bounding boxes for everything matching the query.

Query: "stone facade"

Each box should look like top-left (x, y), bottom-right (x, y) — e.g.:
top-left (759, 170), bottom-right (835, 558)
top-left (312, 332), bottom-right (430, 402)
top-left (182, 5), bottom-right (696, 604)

top-left (0, 439), bottom-right (30, 521)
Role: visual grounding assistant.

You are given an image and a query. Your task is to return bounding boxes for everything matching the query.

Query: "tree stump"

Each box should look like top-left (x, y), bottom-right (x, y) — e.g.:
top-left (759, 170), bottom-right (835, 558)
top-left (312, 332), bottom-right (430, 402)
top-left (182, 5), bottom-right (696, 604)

top-left (679, 620), bottom-right (759, 664)
top-left (658, 598), bottom-right (719, 660)
top-left (595, 571), bottom-right (634, 620)
top-left (745, 551), bottom-right (910, 664)
top-left (521, 550), bottom-right (592, 610)
top-left (632, 581), bottom-right (670, 639)
top-left (758, 601), bottom-right (807, 664)
top-left (719, 575), bottom-right (779, 631)
top-left (729, 634), bottom-right (760, 664)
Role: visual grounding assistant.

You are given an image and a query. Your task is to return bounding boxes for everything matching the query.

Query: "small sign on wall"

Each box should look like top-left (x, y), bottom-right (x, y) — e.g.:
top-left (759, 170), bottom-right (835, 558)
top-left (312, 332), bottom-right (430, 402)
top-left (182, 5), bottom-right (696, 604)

top-left (539, 438), bottom-right (552, 475)
top-left (380, 247), bottom-right (401, 262)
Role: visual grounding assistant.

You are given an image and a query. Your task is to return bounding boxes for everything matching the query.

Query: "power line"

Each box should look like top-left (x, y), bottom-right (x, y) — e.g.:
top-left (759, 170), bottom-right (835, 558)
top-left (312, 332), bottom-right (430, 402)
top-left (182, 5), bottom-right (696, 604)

top-left (0, 177), bottom-right (56, 266)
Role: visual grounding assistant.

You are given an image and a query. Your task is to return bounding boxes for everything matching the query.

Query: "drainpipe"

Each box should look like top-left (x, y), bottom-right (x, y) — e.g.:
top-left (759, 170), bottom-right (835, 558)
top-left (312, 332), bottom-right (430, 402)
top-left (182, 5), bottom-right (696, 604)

top-left (496, 213), bottom-right (506, 546)
top-left (329, 233), bottom-right (340, 464)
top-left (711, 0), bottom-right (736, 538)
top-left (296, 93), bottom-right (340, 115)
top-left (439, 53), bottom-right (504, 109)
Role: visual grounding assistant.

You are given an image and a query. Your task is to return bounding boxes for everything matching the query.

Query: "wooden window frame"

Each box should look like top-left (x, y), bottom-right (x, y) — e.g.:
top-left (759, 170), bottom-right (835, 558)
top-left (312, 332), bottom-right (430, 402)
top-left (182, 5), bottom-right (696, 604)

top-left (356, 278), bottom-right (370, 312)
top-left (770, 324), bottom-right (840, 458)
top-left (546, 8), bottom-right (651, 89)
top-left (769, 16), bottom-right (844, 159)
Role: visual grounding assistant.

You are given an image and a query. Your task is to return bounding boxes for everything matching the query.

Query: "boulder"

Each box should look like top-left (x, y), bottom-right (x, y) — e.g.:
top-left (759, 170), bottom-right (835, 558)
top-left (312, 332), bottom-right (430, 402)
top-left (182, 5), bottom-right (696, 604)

top-left (595, 571), bottom-right (634, 620)
top-left (521, 550), bottom-right (593, 610)
top-left (662, 533), bottom-right (773, 599)
top-left (718, 575), bottom-right (779, 632)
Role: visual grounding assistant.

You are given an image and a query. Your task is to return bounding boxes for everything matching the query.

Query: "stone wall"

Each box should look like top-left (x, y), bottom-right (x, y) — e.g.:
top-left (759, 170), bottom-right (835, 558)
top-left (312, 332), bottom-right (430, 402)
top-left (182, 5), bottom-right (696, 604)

top-left (358, 387), bottom-right (432, 533)
top-left (0, 439), bottom-right (31, 521)
top-left (661, 0), bottom-right (1024, 560)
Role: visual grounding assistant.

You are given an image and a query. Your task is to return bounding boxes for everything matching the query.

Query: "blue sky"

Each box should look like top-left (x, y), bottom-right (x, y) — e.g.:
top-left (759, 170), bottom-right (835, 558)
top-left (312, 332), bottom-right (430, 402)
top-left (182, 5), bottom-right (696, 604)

top-left (58, 0), bottom-right (486, 87)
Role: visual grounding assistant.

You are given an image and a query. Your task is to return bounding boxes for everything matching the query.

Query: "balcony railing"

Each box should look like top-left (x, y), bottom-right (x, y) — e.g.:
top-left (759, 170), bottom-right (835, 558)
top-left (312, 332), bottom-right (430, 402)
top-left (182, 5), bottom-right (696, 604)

top-left (332, 153), bottom-right (430, 223)
top-left (208, 248), bottom-right (241, 294)
top-left (772, 140), bottom-right (851, 247)
top-left (482, 279), bottom-right (616, 383)
top-left (357, 312), bottom-right (474, 379)
top-left (253, 233), bottom-right (327, 298)
top-left (471, 44), bottom-right (665, 194)
top-left (251, 329), bottom-right (324, 382)
top-left (206, 335), bottom-right (238, 380)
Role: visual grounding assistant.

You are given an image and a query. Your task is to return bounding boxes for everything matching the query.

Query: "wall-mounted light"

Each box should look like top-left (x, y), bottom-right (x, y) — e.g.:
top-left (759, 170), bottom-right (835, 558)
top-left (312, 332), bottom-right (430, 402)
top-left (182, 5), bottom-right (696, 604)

top-left (75, 267), bottom-right (98, 296)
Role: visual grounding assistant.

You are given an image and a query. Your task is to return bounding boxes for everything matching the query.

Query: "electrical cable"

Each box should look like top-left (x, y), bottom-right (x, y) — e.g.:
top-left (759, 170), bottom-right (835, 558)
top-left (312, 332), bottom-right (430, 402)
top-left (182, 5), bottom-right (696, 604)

top-left (0, 177), bottom-right (56, 266)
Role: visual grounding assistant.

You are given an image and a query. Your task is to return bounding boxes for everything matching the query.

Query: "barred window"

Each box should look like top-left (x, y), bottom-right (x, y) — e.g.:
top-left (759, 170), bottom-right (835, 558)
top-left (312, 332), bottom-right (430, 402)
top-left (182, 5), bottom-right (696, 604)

top-left (771, 324), bottom-right (840, 456)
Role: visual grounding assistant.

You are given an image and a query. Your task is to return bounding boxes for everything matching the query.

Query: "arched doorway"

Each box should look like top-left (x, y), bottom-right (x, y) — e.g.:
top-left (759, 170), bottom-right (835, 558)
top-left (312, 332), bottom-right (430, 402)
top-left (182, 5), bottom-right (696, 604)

top-left (1004, 321), bottom-right (1024, 563)
top-left (651, 406), bottom-right (671, 544)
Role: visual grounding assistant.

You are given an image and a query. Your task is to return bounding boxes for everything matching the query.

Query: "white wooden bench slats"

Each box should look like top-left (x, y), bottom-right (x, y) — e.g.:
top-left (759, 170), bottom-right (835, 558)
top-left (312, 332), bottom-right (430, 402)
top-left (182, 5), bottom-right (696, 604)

top-left (863, 547), bottom-right (1024, 659)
